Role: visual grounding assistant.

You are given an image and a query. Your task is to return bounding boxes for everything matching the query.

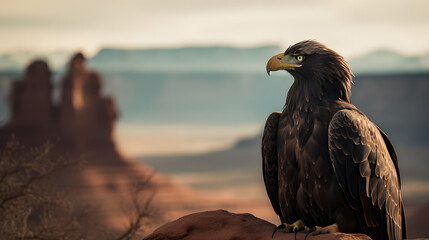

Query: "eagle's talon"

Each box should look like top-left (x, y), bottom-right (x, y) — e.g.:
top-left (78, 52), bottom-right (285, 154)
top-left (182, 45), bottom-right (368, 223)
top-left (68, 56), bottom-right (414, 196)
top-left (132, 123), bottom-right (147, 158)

top-left (272, 220), bottom-right (310, 238)
top-left (272, 223), bottom-right (286, 238)
top-left (293, 226), bottom-right (305, 240)
top-left (304, 226), bottom-right (317, 240)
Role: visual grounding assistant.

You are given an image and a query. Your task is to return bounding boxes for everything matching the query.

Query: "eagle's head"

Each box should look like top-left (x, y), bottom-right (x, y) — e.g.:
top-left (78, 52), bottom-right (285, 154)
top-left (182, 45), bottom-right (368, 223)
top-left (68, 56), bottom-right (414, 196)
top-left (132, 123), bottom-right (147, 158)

top-left (266, 40), bottom-right (352, 102)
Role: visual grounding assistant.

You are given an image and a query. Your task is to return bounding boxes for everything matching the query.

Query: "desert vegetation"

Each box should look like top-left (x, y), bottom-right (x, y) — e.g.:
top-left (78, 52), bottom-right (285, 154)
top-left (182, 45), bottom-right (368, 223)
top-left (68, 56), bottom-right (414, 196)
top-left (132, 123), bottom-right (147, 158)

top-left (0, 140), bottom-right (160, 240)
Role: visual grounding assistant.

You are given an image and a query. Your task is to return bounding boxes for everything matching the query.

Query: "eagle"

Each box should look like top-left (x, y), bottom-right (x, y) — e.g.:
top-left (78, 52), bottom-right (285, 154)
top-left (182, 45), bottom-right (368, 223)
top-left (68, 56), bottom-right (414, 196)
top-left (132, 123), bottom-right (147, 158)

top-left (262, 40), bottom-right (406, 240)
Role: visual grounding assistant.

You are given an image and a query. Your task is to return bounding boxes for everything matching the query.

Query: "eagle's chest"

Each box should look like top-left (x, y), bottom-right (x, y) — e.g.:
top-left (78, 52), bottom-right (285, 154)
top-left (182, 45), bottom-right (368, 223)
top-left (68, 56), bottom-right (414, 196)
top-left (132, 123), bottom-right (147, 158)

top-left (277, 108), bottom-right (341, 225)
top-left (278, 110), bottom-right (333, 180)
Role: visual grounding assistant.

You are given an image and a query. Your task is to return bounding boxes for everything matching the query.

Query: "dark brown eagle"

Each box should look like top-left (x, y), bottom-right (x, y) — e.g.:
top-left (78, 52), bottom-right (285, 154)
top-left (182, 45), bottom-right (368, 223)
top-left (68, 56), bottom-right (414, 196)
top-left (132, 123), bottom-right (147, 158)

top-left (262, 40), bottom-right (406, 240)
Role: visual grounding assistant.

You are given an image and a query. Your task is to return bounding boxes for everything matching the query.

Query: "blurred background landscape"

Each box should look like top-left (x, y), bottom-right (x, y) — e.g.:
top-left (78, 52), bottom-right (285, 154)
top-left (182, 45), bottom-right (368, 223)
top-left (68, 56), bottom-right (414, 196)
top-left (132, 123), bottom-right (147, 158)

top-left (0, 0), bottom-right (428, 239)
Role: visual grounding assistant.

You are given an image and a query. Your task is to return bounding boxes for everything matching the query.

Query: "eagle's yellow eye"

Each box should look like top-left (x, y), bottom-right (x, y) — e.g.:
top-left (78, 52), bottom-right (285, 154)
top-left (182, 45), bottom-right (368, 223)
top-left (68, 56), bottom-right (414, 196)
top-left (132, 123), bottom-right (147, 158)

top-left (296, 55), bottom-right (304, 62)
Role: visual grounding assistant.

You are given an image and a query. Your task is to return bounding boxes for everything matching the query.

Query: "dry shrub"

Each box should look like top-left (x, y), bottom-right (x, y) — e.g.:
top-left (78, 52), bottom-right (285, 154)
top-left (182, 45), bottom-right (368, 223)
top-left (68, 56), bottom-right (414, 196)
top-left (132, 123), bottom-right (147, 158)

top-left (0, 140), bottom-right (161, 240)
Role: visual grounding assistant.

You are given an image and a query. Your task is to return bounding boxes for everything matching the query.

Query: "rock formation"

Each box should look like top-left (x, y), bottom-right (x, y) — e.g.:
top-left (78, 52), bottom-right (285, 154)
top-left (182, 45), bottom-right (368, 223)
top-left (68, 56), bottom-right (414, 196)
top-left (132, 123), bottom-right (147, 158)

top-left (0, 53), bottom-right (120, 164)
top-left (143, 210), bottom-right (373, 240)
top-left (5, 60), bottom-right (55, 144)
top-left (0, 53), bottom-right (148, 234)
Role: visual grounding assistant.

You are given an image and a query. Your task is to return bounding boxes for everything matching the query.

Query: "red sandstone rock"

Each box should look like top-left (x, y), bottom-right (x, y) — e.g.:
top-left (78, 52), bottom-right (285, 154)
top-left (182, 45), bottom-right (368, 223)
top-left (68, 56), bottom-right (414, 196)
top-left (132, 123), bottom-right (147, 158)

top-left (56, 53), bottom-right (119, 161)
top-left (0, 54), bottom-right (130, 231)
top-left (0, 53), bottom-right (120, 164)
top-left (143, 210), bottom-right (373, 240)
top-left (8, 60), bottom-right (53, 129)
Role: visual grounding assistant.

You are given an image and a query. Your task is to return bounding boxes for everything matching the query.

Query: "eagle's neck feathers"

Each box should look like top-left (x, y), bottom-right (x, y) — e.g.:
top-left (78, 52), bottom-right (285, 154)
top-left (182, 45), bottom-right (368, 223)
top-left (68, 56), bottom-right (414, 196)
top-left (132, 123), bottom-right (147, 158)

top-left (283, 73), bottom-right (352, 147)
top-left (286, 72), bottom-right (352, 107)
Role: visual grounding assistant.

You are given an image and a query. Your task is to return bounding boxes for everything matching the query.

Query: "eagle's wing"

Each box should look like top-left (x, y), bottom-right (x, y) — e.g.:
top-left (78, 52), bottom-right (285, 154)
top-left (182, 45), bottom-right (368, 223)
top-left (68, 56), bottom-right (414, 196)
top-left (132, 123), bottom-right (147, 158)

top-left (328, 109), bottom-right (405, 240)
top-left (262, 112), bottom-right (283, 223)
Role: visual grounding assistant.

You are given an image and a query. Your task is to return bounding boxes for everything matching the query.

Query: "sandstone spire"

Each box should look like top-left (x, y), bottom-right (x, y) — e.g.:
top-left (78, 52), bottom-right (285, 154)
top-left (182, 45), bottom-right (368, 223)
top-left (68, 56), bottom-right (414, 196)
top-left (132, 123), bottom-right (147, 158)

top-left (8, 60), bottom-right (54, 129)
top-left (1, 53), bottom-right (121, 164)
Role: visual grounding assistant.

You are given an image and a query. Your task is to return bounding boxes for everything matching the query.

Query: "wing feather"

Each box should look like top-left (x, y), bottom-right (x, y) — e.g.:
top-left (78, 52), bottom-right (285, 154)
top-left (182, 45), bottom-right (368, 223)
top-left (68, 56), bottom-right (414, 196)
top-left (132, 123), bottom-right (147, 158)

top-left (262, 112), bottom-right (283, 222)
top-left (328, 110), bottom-right (405, 240)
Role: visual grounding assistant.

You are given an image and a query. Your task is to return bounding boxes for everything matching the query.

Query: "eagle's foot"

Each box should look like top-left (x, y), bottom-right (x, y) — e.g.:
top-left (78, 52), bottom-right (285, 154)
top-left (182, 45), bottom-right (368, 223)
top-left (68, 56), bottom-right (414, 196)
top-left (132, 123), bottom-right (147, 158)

top-left (272, 220), bottom-right (310, 239)
top-left (304, 224), bottom-right (338, 240)
top-left (289, 220), bottom-right (310, 240)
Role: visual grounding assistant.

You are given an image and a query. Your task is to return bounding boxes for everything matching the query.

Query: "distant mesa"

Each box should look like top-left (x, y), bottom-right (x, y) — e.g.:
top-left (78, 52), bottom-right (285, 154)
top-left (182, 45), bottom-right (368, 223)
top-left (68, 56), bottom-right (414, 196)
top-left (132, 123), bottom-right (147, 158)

top-left (2, 46), bottom-right (429, 74)
top-left (88, 45), bottom-right (282, 73)
top-left (0, 52), bottom-right (121, 164)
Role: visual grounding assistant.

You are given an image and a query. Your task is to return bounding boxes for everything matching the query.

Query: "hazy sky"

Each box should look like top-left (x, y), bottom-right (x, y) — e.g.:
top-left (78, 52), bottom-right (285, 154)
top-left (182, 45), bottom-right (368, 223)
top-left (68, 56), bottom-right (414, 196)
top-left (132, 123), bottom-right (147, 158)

top-left (1, 0), bottom-right (429, 57)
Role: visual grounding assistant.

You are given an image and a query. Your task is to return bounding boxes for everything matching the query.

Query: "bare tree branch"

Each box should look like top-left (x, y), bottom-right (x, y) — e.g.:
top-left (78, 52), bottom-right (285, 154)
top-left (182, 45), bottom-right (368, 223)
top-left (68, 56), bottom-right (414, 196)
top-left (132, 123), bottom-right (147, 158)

top-left (115, 172), bottom-right (161, 240)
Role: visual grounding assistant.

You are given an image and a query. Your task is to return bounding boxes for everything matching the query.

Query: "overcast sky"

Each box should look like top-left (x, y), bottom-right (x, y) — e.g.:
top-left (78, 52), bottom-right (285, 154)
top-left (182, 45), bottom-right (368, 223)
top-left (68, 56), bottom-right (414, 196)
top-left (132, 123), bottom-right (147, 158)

top-left (1, 0), bottom-right (428, 58)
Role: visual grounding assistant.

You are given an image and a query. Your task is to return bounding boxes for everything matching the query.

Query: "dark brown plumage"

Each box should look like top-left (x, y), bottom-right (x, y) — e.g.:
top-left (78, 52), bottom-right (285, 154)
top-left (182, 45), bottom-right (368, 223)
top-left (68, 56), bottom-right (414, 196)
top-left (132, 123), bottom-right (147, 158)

top-left (262, 40), bottom-right (406, 240)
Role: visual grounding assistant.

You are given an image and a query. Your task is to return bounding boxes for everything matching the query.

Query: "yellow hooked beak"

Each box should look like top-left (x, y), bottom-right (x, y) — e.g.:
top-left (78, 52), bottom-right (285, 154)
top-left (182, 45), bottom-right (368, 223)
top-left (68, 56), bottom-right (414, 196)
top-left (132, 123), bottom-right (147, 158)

top-left (266, 53), bottom-right (302, 75)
